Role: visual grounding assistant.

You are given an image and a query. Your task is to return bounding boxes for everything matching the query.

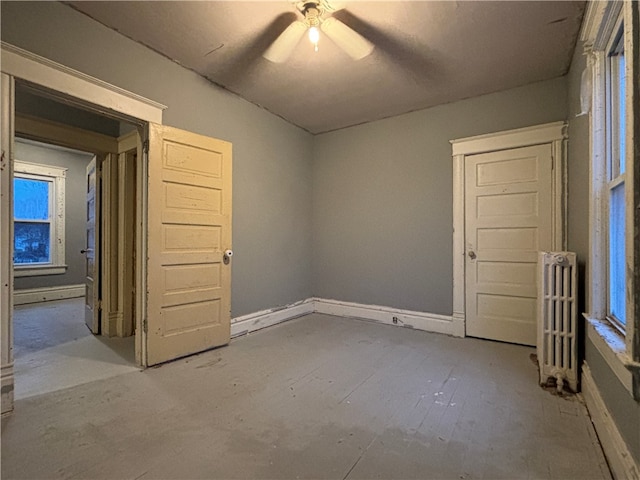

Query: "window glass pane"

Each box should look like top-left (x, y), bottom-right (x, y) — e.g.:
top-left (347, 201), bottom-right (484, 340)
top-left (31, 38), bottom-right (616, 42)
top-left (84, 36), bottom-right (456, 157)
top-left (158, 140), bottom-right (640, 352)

top-left (609, 183), bottom-right (625, 325)
top-left (13, 177), bottom-right (50, 220)
top-left (618, 53), bottom-right (625, 174)
top-left (14, 222), bottom-right (51, 264)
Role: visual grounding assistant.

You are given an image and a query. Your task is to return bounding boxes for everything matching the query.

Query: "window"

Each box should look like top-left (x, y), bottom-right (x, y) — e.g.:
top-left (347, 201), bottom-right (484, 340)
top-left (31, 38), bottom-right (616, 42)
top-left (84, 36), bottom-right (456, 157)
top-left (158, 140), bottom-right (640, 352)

top-left (13, 161), bottom-right (67, 276)
top-left (606, 30), bottom-right (626, 331)
top-left (583, 0), bottom-right (639, 398)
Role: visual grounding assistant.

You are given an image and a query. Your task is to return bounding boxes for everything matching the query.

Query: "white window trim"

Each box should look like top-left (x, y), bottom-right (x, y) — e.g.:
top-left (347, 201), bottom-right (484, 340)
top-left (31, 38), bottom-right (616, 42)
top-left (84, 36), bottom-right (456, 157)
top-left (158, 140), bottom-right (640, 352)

top-left (13, 160), bottom-right (67, 277)
top-left (582, 0), bottom-right (640, 399)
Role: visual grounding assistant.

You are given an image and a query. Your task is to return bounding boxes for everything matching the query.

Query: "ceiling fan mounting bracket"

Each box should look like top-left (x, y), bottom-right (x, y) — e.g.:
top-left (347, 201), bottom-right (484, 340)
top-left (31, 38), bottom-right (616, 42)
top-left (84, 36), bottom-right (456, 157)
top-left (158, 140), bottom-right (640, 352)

top-left (297, 1), bottom-right (323, 26)
top-left (296, 1), bottom-right (336, 16)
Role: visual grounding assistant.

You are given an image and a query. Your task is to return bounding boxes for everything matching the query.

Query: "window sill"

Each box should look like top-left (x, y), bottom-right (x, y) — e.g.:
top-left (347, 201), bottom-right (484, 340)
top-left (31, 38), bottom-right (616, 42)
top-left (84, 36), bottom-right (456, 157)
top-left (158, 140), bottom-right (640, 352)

top-left (14, 265), bottom-right (67, 277)
top-left (585, 314), bottom-right (640, 399)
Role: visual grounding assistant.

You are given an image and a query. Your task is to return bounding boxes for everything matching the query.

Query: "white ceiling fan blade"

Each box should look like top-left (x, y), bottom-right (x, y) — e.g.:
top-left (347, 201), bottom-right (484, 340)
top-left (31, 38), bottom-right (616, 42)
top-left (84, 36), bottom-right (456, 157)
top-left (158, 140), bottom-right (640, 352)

top-left (320, 17), bottom-right (374, 60)
top-left (320, 0), bottom-right (343, 13)
top-left (263, 20), bottom-right (308, 63)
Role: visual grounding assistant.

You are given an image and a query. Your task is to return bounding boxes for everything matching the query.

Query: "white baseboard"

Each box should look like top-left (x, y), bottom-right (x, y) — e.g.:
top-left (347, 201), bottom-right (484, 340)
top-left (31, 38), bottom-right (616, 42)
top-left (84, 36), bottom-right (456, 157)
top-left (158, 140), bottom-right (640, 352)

top-left (314, 298), bottom-right (460, 337)
top-left (231, 298), bottom-right (315, 338)
top-left (231, 297), bottom-right (460, 341)
top-left (13, 284), bottom-right (84, 305)
top-left (582, 363), bottom-right (640, 480)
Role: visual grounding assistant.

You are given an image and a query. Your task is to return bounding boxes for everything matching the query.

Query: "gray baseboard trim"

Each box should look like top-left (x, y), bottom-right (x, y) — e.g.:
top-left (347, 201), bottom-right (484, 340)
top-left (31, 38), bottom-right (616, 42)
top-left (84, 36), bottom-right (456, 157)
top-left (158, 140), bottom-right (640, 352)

top-left (13, 284), bottom-right (84, 305)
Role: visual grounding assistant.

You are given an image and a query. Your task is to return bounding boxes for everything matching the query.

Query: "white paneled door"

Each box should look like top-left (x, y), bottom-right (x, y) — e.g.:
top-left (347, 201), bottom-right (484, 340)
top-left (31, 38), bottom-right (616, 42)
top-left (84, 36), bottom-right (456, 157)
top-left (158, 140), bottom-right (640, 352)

top-left (465, 144), bottom-right (553, 345)
top-left (146, 124), bottom-right (232, 366)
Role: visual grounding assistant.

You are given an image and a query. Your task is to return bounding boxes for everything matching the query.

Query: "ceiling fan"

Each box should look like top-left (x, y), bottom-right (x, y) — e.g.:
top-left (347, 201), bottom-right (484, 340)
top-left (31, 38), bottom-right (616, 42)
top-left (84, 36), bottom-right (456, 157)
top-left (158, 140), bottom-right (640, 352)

top-left (263, 1), bottom-right (374, 63)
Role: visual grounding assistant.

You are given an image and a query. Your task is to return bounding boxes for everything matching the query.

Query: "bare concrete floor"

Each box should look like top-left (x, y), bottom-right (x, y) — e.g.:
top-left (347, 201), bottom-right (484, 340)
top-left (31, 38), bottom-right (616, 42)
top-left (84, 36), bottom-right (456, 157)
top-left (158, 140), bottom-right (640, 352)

top-left (2, 314), bottom-right (610, 479)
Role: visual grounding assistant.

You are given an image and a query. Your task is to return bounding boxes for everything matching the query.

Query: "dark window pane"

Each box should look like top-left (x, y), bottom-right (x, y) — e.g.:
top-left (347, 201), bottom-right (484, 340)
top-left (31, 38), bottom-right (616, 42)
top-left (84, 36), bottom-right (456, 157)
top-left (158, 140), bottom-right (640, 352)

top-left (14, 222), bottom-right (50, 264)
top-left (14, 178), bottom-right (50, 220)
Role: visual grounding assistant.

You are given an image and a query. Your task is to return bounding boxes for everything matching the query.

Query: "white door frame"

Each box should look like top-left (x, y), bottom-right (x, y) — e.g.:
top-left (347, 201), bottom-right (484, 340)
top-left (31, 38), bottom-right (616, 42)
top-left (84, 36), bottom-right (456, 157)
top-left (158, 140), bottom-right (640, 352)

top-left (450, 122), bottom-right (568, 336)
top-left (0, 42), bottom-right (166, 414)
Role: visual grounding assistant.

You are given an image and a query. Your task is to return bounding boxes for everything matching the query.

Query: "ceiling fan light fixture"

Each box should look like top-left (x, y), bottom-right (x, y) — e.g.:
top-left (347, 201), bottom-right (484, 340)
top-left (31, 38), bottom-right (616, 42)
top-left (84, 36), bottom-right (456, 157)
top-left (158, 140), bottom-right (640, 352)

top-left (304, 5), bottom-right (321, 53)
top-left (263, 1), bottom-right (373, 63)
top-left (308, 26), bottom-right (320, 52)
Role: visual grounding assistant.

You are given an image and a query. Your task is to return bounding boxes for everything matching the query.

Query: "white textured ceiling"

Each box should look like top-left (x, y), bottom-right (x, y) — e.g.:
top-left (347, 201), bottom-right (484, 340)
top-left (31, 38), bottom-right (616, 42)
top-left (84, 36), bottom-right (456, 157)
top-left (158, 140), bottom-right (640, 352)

top-left (66, 1), bottom-right (585, 134)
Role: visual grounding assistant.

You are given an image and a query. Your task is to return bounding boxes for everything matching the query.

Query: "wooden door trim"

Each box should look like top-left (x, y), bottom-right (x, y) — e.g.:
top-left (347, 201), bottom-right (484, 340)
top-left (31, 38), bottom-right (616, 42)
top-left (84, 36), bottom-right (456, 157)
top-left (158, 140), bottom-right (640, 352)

top-left (118, 148), bottom-right (137, 338)
top-left (0, 45), bottom-right (162, 403)
top-left (101, 153), bottom-right (119, 336)
top-left (117, 131), bottom-right (138, 153)
top-left (15, 114), bottom-right (118, 154)
top-left (1, 73), bottom-right (15, 415)
top-left (450, 122), bottom-right (568, 337)
top-left (1, 42), bottom-right (166, 124)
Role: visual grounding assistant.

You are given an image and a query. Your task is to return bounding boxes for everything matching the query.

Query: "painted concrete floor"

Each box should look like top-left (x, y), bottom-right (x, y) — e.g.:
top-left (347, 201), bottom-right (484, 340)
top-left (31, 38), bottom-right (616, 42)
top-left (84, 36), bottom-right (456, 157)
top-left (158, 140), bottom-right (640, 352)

top-left (2, 313), bottom-right (610, 479)
top-left (12, 298), bottom-right (138, 399)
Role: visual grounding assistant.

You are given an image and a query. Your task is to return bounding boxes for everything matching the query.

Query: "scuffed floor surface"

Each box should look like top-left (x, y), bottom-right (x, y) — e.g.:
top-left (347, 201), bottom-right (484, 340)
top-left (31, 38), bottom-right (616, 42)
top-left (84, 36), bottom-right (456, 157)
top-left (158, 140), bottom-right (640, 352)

top-left (1, 314), bottom-right (610, 479)
top-left (12, 298), bottom-right (138, 399)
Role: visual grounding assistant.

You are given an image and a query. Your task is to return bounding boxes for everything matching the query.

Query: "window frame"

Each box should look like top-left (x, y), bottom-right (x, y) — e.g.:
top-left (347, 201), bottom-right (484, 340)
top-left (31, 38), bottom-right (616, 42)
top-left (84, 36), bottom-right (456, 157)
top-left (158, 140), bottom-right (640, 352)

top-left (13, 160), bottom-right (67, 277)
top-left (582, 0), bottom-right (639, 399)
top-left (604, 20), bottom-right (627, 334)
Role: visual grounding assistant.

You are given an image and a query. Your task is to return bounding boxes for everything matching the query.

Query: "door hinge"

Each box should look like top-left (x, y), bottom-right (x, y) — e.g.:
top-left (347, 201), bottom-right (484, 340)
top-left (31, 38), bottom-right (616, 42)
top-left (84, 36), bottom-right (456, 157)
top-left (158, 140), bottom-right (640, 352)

top-left (143, 318), bottom-right (148, 333)
top-left (142, 139), bottom-right (149, 154)
top-left (97, 299), bottom-right (102, 311)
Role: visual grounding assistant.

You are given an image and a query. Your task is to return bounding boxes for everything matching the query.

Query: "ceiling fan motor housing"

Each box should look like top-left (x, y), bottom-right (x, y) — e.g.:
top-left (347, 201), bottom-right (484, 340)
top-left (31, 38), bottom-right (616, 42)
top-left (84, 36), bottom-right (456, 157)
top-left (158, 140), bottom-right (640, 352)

top-left (302, 2), bottom-right (321, 27)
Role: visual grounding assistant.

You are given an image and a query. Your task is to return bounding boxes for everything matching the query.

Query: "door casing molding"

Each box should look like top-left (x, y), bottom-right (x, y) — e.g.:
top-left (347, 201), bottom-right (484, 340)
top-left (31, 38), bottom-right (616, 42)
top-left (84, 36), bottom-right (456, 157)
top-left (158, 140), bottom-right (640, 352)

top-left (449, 122), bottom-right (568, 336)
top-left (1, 42), bottom-right (165, 124)
top-left (1, 73), bottom-right (15, 416)
top-left (1, 42), bottom-right (166, 414)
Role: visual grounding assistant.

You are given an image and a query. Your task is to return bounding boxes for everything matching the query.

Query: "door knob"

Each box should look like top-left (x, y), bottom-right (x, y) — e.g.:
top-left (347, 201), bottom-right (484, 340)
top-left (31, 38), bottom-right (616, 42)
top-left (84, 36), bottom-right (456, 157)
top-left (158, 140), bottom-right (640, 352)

top-left (223, 249), bottom-right (233, 265)
top-left (80, 249), bottom-right (88, 254)
top-left (468, 251), bottom-right (476, 259)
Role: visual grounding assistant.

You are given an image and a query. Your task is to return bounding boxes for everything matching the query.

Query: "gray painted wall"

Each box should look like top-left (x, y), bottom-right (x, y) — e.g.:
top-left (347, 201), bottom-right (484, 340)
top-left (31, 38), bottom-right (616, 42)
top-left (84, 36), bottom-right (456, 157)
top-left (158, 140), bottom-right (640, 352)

top-left (566, 40), bottom-right (590, 315)
top-left (312, 78), bottom-right (568, 314)
top-left (566, 41), bottom-right (640, 466)
top-left (3, 0), bottom-right (639, 466)
top-left (14, 140), bottom-right (93, 290)
top-left (586, 340), bottom-right (640, 464)
top-left (2, 1), bottom-right (314, 318)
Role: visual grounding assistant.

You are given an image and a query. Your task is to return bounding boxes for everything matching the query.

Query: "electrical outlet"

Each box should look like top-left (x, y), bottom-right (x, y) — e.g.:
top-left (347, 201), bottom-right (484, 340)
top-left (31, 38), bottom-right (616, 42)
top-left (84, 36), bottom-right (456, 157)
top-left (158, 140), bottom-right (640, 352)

top-left (392, 316), bottom-right (399, 324)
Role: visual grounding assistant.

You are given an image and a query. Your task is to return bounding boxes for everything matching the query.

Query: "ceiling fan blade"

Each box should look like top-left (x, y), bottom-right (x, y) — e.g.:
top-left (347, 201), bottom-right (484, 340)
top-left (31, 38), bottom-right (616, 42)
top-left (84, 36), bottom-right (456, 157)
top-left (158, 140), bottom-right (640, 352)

top-left (320, 0), bottom-right (343, 13)
top-left (263, 20), bottom-right (308, 63)
top-left (320, 17), bottom-right (374, 60)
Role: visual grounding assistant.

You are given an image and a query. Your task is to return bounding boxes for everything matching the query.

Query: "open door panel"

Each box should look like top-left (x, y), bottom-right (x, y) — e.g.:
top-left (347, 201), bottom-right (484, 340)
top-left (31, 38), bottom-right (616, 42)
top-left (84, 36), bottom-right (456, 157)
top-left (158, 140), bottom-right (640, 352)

top-left (84, 156), bottom-right (101, 334)
top-left (146, 124), bottom-right (232, 366)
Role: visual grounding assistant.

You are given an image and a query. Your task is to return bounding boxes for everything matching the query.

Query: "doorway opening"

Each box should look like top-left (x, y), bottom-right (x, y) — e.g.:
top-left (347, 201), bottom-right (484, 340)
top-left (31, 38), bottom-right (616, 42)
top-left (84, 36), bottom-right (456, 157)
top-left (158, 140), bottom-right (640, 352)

top-left (11, 84), bottom-right (142, 399)
top-left (450, 122), bottom-right (567, 346)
